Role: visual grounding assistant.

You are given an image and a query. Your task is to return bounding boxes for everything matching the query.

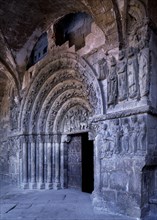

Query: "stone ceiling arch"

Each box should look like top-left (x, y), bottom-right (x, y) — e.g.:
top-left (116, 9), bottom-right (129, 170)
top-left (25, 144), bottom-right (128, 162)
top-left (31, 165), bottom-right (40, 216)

top-left (0, 0), bottom-right (121, 66)
top-left (20, 52), bottom-right (104, 133)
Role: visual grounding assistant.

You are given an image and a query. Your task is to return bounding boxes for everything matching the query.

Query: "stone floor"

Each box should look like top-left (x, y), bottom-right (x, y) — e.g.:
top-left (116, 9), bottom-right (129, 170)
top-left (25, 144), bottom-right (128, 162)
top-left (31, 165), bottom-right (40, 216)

top-left (0, 182), bottom-right (137, 220)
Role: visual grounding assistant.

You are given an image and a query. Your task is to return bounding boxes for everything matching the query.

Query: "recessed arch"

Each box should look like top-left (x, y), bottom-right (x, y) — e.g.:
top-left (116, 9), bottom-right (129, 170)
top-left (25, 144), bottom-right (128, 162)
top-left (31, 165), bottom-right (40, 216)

top-left (51, 98), bottom-right (92, 134)
top-left (20, 52), bottom-right (104, 133)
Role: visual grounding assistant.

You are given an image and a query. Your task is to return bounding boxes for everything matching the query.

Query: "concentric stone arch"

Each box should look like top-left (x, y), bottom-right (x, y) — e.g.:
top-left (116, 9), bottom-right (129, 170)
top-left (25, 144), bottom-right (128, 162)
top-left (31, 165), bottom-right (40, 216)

top-left (20, 52), bottom-right (104, 134)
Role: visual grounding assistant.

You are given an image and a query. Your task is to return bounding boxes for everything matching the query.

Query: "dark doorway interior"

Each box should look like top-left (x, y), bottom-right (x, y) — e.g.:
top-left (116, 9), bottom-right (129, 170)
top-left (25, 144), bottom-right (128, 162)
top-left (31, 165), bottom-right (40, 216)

top-left (82, 133), bottom-right (94, 193)
top-left (67, 133), bottom-right (94, 193)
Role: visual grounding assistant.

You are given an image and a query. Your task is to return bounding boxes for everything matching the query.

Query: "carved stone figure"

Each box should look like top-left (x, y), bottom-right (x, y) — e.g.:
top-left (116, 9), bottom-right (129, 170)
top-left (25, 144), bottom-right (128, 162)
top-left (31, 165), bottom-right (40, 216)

top-left (121, 118), bottom-right (130, 153)
top-left (112, 119), bottom-right (123, 154)
top-left (130, 115), bottom-right (139, 153)
top-left (107, 56), bottom-right (118, 106)
top-left (138, 40), bottom-right (150, 99)
top-left (117, 50), bottom-right (127, 102)
top-left (99, 124), bottom-right (114, 158)
top-left (98, 58), bottom-right (108, 80)
top-left (63, 107), bottom-right (89, 133)
top-left (137, 116), bottom-right (146, 152)
top-left (127, 47), bottom-right (139, 99)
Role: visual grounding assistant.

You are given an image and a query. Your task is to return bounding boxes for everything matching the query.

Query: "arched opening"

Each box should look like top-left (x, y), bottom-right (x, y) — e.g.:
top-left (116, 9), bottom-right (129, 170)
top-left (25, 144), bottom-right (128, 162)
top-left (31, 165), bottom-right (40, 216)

top-left (19, 52), bottom-right (103, 190)
top-left (54, 12), bottom-right (93, 50)
top-left (27, 32), bottom-right (48, 69)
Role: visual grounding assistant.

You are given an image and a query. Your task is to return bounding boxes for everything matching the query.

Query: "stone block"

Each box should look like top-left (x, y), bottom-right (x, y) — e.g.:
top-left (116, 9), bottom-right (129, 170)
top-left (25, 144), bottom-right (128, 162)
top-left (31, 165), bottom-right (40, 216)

top-left (115, 157), bottom-right (133, 172)
top-left (129, 172), bottom-right (141, 193)
top-left (101, 158), bottom-right (115, 172)
top-left (101, 172), bottom-right (109, 188)
top-left (110, 170), bottom-right (128, 191)
top-left (117, 192), bottom-right (141, 217)
top-left (102, 189), bottom-right (116, 202)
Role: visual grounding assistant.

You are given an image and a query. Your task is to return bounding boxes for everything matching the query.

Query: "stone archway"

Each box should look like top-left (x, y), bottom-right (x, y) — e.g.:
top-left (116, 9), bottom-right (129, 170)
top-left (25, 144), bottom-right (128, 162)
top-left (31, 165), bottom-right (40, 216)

top-left (19, 51), bottom-right (104, 189)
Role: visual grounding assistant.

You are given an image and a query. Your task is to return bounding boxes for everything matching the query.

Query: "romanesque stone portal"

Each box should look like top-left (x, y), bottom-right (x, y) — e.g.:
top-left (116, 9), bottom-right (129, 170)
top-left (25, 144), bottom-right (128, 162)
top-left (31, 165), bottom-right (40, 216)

top-left (1, 1), bottom-right (157, 220)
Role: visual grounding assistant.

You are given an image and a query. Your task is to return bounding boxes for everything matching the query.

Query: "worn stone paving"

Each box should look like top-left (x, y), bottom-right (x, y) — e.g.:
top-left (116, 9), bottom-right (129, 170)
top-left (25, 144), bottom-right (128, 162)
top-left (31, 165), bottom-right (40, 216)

top-left (0, 182), bottom-right (137, 220)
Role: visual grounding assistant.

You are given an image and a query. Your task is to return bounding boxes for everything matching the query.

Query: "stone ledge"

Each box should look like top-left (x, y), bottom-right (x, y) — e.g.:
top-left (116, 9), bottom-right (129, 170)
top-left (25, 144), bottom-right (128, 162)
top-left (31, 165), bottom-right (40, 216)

top-left (90, 105), bottom-right (157, 123)
top-left (149, 196), bottom-right (157, 204)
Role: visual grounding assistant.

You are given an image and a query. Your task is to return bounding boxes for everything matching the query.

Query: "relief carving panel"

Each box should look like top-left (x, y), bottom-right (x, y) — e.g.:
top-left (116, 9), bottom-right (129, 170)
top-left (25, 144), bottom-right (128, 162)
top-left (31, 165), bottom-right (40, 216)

top-left (62, 106), bottom-right (90, 133)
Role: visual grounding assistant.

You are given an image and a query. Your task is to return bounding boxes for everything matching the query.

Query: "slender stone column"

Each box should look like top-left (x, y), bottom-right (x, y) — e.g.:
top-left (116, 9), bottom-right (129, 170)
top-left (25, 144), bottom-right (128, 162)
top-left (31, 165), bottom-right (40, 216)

top-left (46, 135), bottom-right (53, 189)
top-left (30, 135), bottom-right (37, 189)
top-left (38, 134), bottom-right (45, 189)
top-left (60, 135), bottom-right (71, 188)
top-left (53, 135), bottom-right (61, 189)
top-left (91, 129), bottom-right (102, 205)
top-left (22, 135), bottom-right (29, 189)
top-left (60, 140), bottom-right (64, 189)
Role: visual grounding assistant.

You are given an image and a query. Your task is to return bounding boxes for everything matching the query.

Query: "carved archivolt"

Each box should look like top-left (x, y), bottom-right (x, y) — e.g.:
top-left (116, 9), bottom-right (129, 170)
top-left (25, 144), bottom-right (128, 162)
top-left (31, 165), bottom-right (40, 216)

top-left (52, 98), bottom-right (92, 133)
top-left (20, 52), bottom-right (103, 134)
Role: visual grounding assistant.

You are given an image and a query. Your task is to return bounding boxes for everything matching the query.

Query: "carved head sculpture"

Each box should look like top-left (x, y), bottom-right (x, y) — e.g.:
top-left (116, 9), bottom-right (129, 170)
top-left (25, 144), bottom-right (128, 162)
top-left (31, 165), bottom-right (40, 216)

top-left (110, 56), bottom-right (116, 67)
top-left (122, 118), bottom-right (128, 125)
top-left (138, 116), bottom-right (145, 125)
top-left (139, 38), bottom-right (149, 50)
top-left (128, 47), bottom-right (135, 58)
top-left (104, 123), bottom-right (108, 130)
top-left (131, 115), bottom-right (137, 123)
top-left (113, 119), bottom-right (119, 126)
top-left (119, 49), bottom-right (125, 60)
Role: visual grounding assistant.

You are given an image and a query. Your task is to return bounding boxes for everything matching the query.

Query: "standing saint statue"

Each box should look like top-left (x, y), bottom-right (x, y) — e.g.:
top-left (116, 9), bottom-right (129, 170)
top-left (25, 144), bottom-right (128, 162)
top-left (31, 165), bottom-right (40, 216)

top-left (117, 50), bottom-right (128, 102)
top-left (107, 56), bottom-right (118, 106)
top-left (127, 47), bottom-right (139, 100)
top-left (138, 39), bottom-right (150, 99)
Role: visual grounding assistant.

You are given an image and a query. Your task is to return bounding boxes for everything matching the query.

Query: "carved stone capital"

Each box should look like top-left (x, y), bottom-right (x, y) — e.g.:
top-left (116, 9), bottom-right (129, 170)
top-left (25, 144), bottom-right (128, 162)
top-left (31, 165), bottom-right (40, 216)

top-left (37, 134), bottom-right (45, 143)
top-left (53, 134), bottom-right (61, 143)
top-left (29, 135), bottom-right (36, 143)
top-left (20, 135), bottom-right (29, 144)
top-left (45, 134), bottom-right (53, 143)
top-left (62, 135), bottom-right (71, 143)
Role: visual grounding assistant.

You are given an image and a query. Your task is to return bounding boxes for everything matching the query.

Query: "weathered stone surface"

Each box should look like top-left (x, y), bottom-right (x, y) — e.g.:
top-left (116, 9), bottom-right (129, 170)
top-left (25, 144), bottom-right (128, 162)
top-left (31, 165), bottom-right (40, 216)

top-left (1, 1), bottom-right (157, 220)
top-left (110, 171), bottom-right (128, 191)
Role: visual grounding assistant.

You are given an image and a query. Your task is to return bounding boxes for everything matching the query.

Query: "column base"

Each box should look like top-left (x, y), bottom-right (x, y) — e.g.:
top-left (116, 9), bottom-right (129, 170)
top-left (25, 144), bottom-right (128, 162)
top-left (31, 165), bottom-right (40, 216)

top-left (53, 181), bottom-right (61, 190)
top-left (29, 183), bottom-right (37, 189)
top-left (38, 183), bottom-right (45, 189)
top-left (91, 190), bottom-right (103, 208)
top-left (21, 183), bottom-right (29, 189)
top-left (45, 183), bottom-right (53, 190)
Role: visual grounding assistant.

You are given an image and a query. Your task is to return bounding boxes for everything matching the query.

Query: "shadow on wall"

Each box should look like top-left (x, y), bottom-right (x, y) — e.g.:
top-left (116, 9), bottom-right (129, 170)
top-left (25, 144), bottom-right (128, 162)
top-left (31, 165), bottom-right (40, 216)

top-left (142, 166), bottom-right (157, 218)
top-left (27, 32), bottom-right (48, 69)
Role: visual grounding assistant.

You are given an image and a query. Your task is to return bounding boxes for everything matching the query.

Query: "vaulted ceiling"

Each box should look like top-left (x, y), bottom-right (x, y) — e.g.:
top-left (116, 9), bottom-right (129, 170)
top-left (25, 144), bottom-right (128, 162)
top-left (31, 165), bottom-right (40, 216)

top-left (0, 0), bottom-right (119, 51)
top-left (0, 0), bottom-right (123, 95)
top-left (0, 0), bottom-right (151, 94)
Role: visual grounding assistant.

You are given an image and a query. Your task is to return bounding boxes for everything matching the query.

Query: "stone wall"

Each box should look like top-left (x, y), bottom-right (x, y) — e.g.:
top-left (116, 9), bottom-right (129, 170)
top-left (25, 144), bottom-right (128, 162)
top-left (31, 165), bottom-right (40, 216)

top-left (1, 1), bottom-right (157, 219)
top-left (91, 114), bottom-right (147, 218)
